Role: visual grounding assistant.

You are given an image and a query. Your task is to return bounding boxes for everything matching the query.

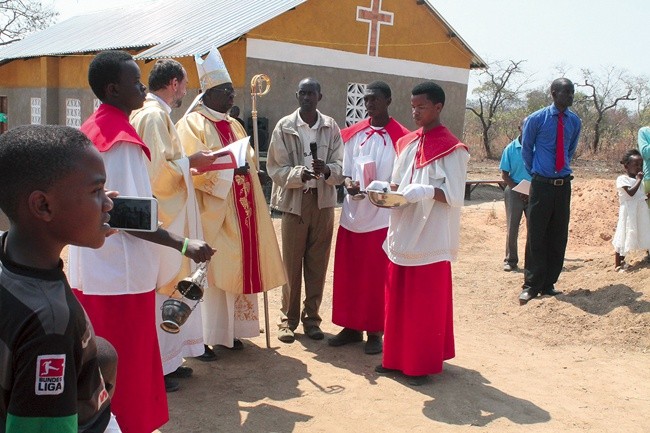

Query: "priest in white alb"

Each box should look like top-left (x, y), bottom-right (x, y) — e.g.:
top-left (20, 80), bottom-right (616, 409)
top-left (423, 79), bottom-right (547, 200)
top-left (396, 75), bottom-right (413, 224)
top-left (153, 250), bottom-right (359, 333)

top-left (130, 58), bottom-right (218, 391)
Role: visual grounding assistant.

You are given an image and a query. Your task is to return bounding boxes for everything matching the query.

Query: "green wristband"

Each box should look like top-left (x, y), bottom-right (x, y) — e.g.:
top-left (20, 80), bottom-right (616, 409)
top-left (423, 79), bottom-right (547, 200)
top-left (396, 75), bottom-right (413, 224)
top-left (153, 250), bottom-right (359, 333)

top-left (181, 238), bottom-right (189, 255)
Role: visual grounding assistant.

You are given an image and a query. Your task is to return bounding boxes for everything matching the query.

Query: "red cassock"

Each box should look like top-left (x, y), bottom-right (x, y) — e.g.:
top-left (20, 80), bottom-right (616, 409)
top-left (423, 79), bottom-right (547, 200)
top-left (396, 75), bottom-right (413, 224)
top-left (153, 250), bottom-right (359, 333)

top-left (332, 226), bottom-right (389, 332)
top-left (74, 290), bottom-right (168, 433)
top-left (382, 261), bottom-right (455, 376)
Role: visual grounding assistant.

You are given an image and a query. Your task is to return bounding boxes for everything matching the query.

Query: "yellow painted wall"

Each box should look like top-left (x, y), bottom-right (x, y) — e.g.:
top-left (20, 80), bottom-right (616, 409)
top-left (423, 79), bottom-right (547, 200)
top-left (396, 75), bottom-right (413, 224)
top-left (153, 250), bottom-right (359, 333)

top-left (0, 1), bottom-right (472, 91)
top-left (249, 0), bottom-right (474, 69)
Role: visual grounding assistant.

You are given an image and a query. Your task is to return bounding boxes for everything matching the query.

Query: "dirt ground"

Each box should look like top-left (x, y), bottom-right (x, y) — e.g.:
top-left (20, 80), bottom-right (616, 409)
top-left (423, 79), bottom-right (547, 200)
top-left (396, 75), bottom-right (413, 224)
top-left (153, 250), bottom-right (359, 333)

top-left (95, 160), bottom-right (650, 432)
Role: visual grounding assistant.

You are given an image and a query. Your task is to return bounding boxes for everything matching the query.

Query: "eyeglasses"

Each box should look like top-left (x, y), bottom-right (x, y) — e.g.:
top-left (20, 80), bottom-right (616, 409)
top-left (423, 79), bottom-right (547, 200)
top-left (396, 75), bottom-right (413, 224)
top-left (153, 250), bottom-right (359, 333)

top-left (211, 88), bottom-right (236, 96)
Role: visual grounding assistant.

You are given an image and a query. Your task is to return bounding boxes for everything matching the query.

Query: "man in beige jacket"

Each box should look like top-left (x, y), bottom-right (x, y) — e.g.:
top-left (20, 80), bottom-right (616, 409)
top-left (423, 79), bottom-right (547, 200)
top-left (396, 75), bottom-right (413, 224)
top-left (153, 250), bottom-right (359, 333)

top-left (267, 77), bottom-right (344, 343)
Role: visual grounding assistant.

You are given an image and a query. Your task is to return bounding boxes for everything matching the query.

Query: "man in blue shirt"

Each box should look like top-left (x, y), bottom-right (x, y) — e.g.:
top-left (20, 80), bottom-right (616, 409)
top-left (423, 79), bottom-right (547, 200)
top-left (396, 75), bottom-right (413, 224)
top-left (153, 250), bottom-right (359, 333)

top-left (519, 78), bottom-right (581, 305)
top-left (499, 118), bottom-right (531, 272)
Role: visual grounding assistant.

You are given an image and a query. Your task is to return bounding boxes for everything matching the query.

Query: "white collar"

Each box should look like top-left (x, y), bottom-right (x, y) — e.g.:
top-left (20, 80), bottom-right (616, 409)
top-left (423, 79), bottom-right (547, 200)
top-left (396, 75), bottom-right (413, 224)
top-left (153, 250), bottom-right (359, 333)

top-left (202, 104), bottom-right (229, 121)
top-left (147, 93), bottom-right (172, 114)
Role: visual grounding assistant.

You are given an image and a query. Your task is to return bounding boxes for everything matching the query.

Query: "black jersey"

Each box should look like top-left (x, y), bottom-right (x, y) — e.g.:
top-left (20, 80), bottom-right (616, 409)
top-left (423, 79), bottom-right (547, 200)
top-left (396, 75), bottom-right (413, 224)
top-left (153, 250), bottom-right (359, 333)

top-left (0, 232), bottom-right (111, 433)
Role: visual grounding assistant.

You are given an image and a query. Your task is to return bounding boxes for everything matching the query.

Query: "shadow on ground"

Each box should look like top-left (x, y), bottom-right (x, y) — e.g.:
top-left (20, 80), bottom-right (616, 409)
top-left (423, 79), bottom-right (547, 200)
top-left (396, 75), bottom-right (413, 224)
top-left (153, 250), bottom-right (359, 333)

top-left (297, 331), bottom-right (383, 385)
top-left (560, 284), bottom-right (650, 315)
top-left (418, 364), bottom-right (551, 426)
top-left (165, 346), bottom-right (312, 433)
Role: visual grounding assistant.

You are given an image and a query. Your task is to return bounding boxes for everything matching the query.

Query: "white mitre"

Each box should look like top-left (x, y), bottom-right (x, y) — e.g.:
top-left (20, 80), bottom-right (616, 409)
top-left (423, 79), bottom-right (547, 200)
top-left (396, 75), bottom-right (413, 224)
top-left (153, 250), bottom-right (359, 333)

top-left (184, 47), bottom-right (233, 116)
top-left (196, 47), bottom-right (232, 91)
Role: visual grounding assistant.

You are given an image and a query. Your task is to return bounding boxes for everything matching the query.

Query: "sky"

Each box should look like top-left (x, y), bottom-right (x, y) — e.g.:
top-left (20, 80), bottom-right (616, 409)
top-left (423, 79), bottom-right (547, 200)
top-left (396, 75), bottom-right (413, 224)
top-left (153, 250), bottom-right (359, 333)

top-left (52, 0), bottom-right (650, 93)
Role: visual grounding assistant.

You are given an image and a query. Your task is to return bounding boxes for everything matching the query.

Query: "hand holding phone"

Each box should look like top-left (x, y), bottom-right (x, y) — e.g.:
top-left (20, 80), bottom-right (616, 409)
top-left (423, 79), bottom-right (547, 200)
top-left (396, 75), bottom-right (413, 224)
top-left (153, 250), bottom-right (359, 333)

top-left (108, 196), bottom-right (158, 232)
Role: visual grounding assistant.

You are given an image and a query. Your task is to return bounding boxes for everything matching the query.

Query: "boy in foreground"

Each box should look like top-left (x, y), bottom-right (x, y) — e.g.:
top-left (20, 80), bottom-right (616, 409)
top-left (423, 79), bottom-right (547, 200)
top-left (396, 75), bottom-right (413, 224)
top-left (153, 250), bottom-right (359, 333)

top-left (0, 125), bottom-right (120, 432)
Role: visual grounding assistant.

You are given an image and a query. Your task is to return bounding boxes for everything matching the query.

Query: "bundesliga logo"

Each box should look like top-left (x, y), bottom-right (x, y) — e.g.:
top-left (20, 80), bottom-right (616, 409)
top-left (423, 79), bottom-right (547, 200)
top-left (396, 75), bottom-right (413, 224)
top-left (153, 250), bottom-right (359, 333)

top-left (35, 354), bottom-right (65, 395)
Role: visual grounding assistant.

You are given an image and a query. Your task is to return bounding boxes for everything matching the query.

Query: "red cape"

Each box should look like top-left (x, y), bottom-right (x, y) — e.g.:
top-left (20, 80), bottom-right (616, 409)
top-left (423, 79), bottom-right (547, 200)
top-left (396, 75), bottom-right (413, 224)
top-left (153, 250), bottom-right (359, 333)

top-left (396, 125), bottom-right (468, 168)
top-left (340, 118), bottom-right (410, 150)
top-left (81, 104), bottom-right (150, 160)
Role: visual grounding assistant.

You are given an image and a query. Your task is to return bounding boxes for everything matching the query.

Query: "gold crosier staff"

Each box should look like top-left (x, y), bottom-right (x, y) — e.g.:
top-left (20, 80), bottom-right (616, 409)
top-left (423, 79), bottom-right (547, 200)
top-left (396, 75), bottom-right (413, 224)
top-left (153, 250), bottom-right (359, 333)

top-left (250, 73), bottom-right (272, 348)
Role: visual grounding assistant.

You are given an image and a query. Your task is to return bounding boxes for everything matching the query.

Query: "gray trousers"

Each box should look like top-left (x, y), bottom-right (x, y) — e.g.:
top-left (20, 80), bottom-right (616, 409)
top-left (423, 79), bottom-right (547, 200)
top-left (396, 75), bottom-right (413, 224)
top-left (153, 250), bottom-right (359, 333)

top-left (504, 185), bottom-right (529, 266)
top-left (279, 193), bottom-right (334, 330)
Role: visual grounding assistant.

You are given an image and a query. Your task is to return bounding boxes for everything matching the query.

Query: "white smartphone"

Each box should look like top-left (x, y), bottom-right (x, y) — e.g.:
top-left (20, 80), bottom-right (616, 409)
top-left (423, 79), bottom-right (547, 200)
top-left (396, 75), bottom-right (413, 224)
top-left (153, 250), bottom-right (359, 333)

top-left (108, 196), bottom-right (158, 232)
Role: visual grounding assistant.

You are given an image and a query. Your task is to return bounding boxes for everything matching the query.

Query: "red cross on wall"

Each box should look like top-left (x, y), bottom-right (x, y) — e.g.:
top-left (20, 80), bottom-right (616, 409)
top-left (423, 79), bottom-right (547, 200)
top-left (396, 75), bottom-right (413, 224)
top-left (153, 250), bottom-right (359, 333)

top-left (356, 0), bottom-right (394, 57)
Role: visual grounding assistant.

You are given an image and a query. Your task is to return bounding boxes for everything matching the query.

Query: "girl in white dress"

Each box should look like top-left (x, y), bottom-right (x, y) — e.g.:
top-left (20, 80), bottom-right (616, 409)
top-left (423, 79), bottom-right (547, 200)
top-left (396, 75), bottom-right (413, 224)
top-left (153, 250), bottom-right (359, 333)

top-left (613, 149), bottom-right (650, 271)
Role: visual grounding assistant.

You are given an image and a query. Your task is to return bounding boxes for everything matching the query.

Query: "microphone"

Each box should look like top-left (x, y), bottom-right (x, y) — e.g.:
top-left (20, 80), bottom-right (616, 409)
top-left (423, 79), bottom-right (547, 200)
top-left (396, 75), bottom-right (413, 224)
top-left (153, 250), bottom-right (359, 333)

top-left (309, 142), bottom-right (322, 178)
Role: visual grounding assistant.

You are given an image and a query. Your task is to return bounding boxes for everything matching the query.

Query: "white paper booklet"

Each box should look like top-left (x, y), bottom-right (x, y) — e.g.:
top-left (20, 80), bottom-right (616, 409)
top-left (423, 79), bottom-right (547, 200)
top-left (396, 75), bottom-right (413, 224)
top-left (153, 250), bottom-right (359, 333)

top-left (512, 179), bottom-right (531, 195)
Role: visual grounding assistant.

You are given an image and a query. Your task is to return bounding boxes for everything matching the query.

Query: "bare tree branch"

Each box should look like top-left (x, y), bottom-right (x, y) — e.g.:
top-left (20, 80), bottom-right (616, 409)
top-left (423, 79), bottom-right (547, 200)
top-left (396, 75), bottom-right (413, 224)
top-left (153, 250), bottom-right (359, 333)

top-left (0, 0), bottom-right (58, 44)
top-left (576, 67), bottom-right (636, 152)
top-left (465, 59), bottom-right (528, 158)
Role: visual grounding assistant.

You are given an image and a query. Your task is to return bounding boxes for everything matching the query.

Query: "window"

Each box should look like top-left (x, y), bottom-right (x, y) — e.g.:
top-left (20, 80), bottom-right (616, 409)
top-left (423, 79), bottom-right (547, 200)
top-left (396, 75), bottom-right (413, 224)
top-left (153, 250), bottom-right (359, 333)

top-left (345, 82), bottom-right (367, 127)
top-left (30, 97), bottom-right (42, 125)
top-left (66, 98), bottom-right (81, 128)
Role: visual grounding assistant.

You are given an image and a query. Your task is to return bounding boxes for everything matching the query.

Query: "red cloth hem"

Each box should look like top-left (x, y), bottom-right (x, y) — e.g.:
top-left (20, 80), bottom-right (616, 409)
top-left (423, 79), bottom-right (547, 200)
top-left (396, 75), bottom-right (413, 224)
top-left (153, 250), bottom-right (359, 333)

top-left (74, 289), bottom-right (168, 433)
top-left (382, 261), bottom-right (455, 376)
top-left (332, 227), bottom-right (389, 332)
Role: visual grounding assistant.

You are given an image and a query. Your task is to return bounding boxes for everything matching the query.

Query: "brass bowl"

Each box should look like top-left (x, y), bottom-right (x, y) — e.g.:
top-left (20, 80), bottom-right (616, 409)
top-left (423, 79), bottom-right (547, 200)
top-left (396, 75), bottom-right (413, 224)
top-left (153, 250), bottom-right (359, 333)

top-left (367, 190), bottom-right (409, 209)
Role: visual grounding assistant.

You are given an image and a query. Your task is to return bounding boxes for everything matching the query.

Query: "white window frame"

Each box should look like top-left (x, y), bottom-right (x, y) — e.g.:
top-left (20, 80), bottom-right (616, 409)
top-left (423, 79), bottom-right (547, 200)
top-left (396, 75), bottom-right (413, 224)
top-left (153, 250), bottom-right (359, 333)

top-left (30, 97), bottom-right (42, 125)
top-left (345, 82), bottom-right (367, 127)
top-left (65, 98), bottom-right (81, 128)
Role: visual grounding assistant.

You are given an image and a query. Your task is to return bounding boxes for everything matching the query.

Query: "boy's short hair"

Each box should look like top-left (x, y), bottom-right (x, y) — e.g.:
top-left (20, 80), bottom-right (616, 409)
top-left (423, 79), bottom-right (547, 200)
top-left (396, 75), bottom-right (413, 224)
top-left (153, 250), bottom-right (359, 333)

top-left (0, 125), bottom-right (93, 221)
top-left (88, 50), bottom-right (134, 100)
top-left (412, 81), bottom-right (445, 106)
top-left (148, 59), bottom-right (185, 91)
top-left (366, 81), bottom-right (392, 99)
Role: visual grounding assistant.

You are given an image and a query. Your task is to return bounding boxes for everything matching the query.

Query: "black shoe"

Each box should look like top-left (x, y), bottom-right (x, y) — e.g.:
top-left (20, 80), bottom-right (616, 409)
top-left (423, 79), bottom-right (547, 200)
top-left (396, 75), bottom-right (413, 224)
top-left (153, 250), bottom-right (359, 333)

top-left (405, 375), bottom-right (428, 386)
top-left (328, 328), bottom-right (363, 347)
top-left (164, 376), bottom-right (180, 392)
top-left (375, 365), bottom-right (400, 375)
top-left (195, 345), bottom-right (217, 362)
top-left (220, 339), bottom-right (244, 350)
top-left (304, 325), bottom-right (324, 340)
top-left (166, 365), bottom-right (193, 379)
top-left (518, 289), bottom-right (538, 305)
top-left (541, 287), bottom-right (562, 296)
top-left (364, 334), bottom-right (383, 355)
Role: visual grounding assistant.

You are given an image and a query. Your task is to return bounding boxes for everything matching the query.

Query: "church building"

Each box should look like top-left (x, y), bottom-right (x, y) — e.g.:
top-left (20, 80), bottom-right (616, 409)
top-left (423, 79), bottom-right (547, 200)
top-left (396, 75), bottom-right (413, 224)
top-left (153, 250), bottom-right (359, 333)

top-left (0, 0), bottom-right (485, 145)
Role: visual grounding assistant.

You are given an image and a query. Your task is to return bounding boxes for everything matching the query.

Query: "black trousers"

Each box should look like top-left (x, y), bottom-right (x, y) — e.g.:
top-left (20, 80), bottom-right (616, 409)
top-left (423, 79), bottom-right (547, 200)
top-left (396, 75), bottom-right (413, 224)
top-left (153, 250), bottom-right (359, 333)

top-left (523, 178), bottom-right (571, 292)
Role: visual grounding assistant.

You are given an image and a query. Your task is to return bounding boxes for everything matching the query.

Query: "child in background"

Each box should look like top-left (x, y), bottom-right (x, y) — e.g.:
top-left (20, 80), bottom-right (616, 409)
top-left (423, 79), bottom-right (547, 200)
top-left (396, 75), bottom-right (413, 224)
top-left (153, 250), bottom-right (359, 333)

top-left (0, 125), bottom-right (120, 432)
top-left (612, 149), bottom-right (650, 271)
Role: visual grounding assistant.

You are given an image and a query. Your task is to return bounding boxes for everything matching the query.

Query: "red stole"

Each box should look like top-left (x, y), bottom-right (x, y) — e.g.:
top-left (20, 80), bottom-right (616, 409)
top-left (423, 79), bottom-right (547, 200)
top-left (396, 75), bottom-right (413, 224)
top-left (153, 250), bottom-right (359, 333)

top-left (340, 118), bottom-right (410, 150)
top-left (397, 125), bottom-right (468, 169)
top-left (212, 119), bottom-right (263, 294)
top-left (81, 103), bottom-right (151, 160)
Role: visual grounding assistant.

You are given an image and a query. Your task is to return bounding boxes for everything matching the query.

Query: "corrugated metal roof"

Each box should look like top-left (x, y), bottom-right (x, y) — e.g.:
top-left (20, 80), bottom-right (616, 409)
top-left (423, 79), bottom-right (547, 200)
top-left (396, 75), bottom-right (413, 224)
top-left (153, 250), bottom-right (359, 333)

top-left (0, 0), bottom-right (306, 61)
top-left (0, 0), bottom-right (485, 69)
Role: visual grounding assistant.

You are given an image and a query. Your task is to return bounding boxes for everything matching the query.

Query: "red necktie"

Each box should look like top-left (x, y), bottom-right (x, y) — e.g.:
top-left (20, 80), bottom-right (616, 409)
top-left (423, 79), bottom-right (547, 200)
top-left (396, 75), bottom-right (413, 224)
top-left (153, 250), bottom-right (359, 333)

top-left (556, 111), bottom-right (564, 172)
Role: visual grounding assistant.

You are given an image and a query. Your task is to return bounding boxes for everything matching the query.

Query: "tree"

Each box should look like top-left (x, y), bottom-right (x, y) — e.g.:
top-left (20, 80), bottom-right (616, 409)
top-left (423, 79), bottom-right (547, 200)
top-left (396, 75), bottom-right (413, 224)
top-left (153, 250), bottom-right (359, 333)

top-left (0, 0), bottom-right (58, 46)
top-left (466, 60), bottom-right (528, 159)
top-left (575, 67), bottom-right (636, 153)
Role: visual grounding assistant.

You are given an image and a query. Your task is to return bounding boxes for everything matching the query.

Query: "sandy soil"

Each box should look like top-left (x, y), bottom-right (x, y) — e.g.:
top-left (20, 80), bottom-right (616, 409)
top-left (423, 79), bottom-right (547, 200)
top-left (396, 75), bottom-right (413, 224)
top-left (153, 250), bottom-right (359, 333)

top-left (126, 161), bottom-right (650, 432)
